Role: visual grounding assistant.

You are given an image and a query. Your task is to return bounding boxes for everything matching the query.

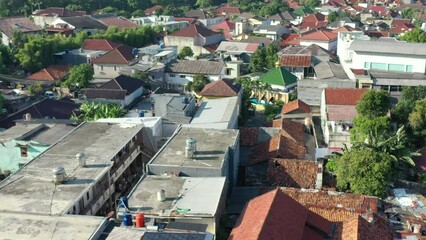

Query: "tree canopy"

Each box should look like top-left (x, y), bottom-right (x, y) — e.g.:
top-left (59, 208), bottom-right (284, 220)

top-left (355, 90), bottom-right (390, 118)
top-left (178, 46), bottom-right (194, 59)
top-left (187, 74), bottom-right (210, 92)
top-left (62, 64), bottom-right (94, 88)
top-left (399, 28), bottom-right (426, 43)
top-left (72, 102), bottom-right (126, 122)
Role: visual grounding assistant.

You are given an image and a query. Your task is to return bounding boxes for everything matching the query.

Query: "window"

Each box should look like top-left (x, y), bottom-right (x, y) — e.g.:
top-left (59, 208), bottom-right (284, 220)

top-left (406, 65), bottom-right (413, 72)
top-left (169, 74), bottom-right (176, 77)
top-left (226, 68), bottom-right (232, 75)
top-left (101, 65), bottom-right (104, 71)
top-left (180, 75), bottom-right (186, 78)
top-left (20, 147), bottom-right (28, 157)
top-left (388, 64), bottom-right (405, 72)
top-left (371, 62), bottom-right (387, 70)
top-left (114, 65), bottom-right (117, 71)
top-left (86, 192), bottom-right (90, 200)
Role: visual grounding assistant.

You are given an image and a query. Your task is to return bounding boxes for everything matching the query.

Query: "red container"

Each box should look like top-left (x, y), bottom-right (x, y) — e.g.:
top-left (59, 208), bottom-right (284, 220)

top-left (135, 213), bottom-right (145, 227)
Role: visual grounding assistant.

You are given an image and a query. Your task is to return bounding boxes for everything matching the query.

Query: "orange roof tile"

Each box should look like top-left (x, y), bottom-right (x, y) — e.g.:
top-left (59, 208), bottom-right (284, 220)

top-left (282, 99), bottom-right (311, 114)
top-left (268, 158), bottom-right (321, 188)
top-left (170, 24), bottom-right (221, 38)
top-left (144, 5), bottom-right (162, 15)
top-left (325, 88), bottom-right (367, 105)
top-left (98, 17), bottom-right (138, 30)
top-left (81, 39), bottom-right (121, 51)
top-left (26, 65), bottom-right (70, 81)
top-left (200, 79), bottom-right (241, 97)
top-left (300, 30), bottom-right (338, 41)
top-left (91, 45), bottom-right (134, 64)
top-left (229, 189), bottom-right (334, 240)
top-left (280, 55), bottom-right (311, 67)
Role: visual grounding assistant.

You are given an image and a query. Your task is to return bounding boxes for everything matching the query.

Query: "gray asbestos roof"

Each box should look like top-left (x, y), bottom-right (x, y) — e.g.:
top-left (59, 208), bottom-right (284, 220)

top-left (349, 39), bottom-right (426, 56)
top-left (166, 60), bottom-right (225, 75)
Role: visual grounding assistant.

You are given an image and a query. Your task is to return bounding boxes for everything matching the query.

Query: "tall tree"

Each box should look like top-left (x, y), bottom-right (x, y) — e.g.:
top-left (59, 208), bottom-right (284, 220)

top-left (249, 47), bottom-right (267, 73)
top-left (187, 74), bottom-right (210, 92)
top-left (265, 44), bottom-right (278, 69)
top-left (355, 90), bottom-right (390, 118)
top-left (178, 46), bottom-right (194, 59)
top-left (399, 28), bottom-right (426, 43)
top-left (62, 64), bottom-right (94, 88)
top-left (334, 147), bottom-right (394, 197)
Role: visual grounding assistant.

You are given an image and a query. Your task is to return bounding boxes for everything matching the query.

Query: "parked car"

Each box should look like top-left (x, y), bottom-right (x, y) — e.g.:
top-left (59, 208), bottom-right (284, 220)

top-left (45, 91), bottom-right (56, 99)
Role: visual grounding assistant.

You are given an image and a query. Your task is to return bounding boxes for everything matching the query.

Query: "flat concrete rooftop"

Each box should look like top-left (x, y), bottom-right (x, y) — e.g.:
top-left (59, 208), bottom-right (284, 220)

top-left (0, 211), bottom-right (106, 240)
top-left (0, 121), bottom-right (143, 215)
top-left (127, 175), bottom-right (226, 217)
top-left (148, 127), bottom-right (239, 169)
top-left (190, 97), bottom-right (238, 129)
top-left (0, 123), bottom-right (75, 144)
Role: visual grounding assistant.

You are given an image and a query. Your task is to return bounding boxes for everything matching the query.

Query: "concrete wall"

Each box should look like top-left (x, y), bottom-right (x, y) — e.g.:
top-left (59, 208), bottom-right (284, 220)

top-left (124, 87), bottom-right (143, 107)
top-left (33, 15), bottom-right (58, 27)
top-left (166, 73), bottom-right (223, 90)
top-left (350, 52), bottom-right (426, 74)
top-left (93, 64), bottom-right (126, 79)
top-left (300, 40), bottom-right (337, 51)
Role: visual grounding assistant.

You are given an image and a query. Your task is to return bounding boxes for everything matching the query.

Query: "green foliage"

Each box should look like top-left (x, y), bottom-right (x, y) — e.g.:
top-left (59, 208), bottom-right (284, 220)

top-left (401, 8), bottom-right (423, 19)
top-left (300, 0), bottom-right (321, 8)
top-left (350, 115), bottom-right (391, 142)
top-left (178, 46), bottom-right (194, 59)
top-left (399, 28), bottom-right (426, 43)
top-left (0, 92), bottom-right (4, 109)
top-left (355, 90), bottom-right (390, 118)
top-left (62, 64), bottom-right (94, 88)
top-left (196, 0), bottom-right (213, 8)
top-left (249, 47), bottom-right (267, 73)
top-left (335, 147), bottom-right (394, 197)
top-left (408, 99), bottom-right (426, 145)
top-left (187, 74), bottom-right (210, 92)
top-left (92, 26), bottom-right (157, 48)
top-left (72, 101), bottom-right (126, 122)
top-left (258, 0), bottom-right (289, 17)
top-left (265, 100), bottom-right (284, 120)
top-left (27, 82), bottom-right (44, 95)
top-left (392, 86), bottom-right (426, 123)
top-left (265, 44), bottom-right (279, 69)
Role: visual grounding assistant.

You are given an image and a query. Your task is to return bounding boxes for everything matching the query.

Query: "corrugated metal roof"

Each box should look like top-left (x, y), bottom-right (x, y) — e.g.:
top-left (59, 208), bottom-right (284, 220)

top-left (349, 39), bottom-right (426, 56)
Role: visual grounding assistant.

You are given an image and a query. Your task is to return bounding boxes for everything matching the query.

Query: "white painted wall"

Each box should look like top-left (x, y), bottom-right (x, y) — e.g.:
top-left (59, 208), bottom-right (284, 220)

top-left (93, 64), bottom-right (126, 79)
top-left (350, 52), bottom-right (426, 74)
top-left (300, 39), bottom-right (337, 51)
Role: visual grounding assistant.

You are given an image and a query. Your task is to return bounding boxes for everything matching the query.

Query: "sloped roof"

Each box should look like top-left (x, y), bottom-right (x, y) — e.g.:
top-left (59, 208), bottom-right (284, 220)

top-left (0, 16), bottom-right (42, 37)
top-left (33, 7), bottom-right (86, 17)
top-left (185, 10), bottom-right (208, 19)
top-left (215, 4), bottom-right (242, 16)
top-left (210, 21), bottom-right (235, 39)
top-left (280, 55), bottom-right (311, 67)
top-left (98, 17), bottom-right (138, 30)
top-left (84, 89), bottom-right (126, 100)
top-left (334, 214), bottom-right (393, 240)
top-left (81, 39), bottom-right (121, 51)
top-left (303, 13), bottom-right (326, 22)
top-left (259, 67), bottom-right (298, 87)
top-left (144, 5), bottom-right (162, 15)
top-left (282, 99), bottom-right (311, 114)
top-left (91, 45), bottom-right (134, 64)
top-left (229, 189), bottom-right (334, 240)
top-left (61, 16), bottom-right (107, 30)
top-left (216, 41), bottom-right (259, 54)
top-left (169, 24), bottom-right (221, 38)
top-left (26, 65), bottom-right (70, 81)
top-left (0, 99), bottom-right (80, 129)
top-left (200, 79), bottom-right (241, 97)
top-left (268, 158), bottom-right (321, 189)
top-left (325, 88), bottom-right (367, 105)
top-left (281, 187), bottom-right (379, 222)
top-left (166, 60), bottom-right (225, 75)
top-left (101, 75), bottom-right (144, 94)
top-left (300, 30), bottom-right (337, 41)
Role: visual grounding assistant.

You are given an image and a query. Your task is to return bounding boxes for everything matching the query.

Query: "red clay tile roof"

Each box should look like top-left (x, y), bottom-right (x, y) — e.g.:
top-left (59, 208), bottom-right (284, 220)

top-left (200, 79), bottom-right (241, 97)
top-left (98, 17), bottom-right (138, 30)
top-left (334, 214), bottom-right (393, 240)
top-left (210, 21), bottom-right (235, 39)
top-left (300, 30), bottom-right (337, 41)
top-left (325, 88), bottom-right (367, 105)
top-left (33, 7), bottom-right (86, 17)
top-left (240, 128), bottom-right (259, 147)
top-left (332, 26), bottom-right (356, 33)
top-left (280, 33), bottom-right (301, 47)
top-left (304, 13), bottom-right (326, 22)
top-left (282, 99), bottom-right (311, 114)
top-left (299, 21), bottom-right (328, 31)
top-left (280, 55), bottom-right (311, 67)
top-left (414, 147), bottom-right (426, 171)
top-left (351, 69), bottom-right (367, 75)
top-left (281, 187), bottom-right (379, 222)
top-left (81, 39), bottom-right (121, 51)
top-left (144, 5), bottom-right (162, 15)
top-left (250, 120), bottom-right (306, 164)
top-left (170, 24), bottom-right (221, 38)
top-left (91, 45), bottom-right (134, 64)
top-left (368, 6), bottom-right (386, 15)
top-left (26, 65), bottom-right (70, 81)
top-left (229, 189), bottom-right (334, 240)
top-left (268, 158), bottom-right (321, 188)
top-left (215, 4), bottom-right (242, 16)
top-left (366, 30), bottom-right (390, 38)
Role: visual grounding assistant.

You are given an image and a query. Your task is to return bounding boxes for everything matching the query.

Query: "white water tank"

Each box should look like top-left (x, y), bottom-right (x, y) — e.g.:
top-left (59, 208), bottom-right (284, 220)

top-left (157, 189), bottom-right (166, 202)
top-left (76, 153), bottom-right (86, 167)
top-left (52, 166), bottom-right (65, 184)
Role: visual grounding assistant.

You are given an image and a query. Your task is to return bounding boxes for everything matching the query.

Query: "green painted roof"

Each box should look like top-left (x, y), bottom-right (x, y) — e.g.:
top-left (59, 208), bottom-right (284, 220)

top-left (259, 67), bottom-right (298, 87)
